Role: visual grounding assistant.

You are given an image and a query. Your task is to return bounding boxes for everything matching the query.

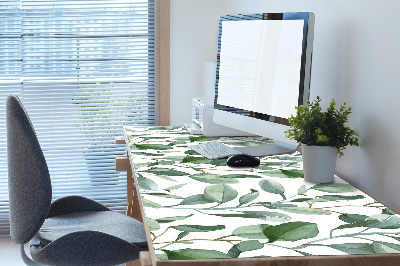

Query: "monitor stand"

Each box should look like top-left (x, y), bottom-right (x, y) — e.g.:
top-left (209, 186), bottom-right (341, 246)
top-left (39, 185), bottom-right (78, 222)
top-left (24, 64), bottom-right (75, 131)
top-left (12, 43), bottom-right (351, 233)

top-left (234, 141), bottom-right (299, 157)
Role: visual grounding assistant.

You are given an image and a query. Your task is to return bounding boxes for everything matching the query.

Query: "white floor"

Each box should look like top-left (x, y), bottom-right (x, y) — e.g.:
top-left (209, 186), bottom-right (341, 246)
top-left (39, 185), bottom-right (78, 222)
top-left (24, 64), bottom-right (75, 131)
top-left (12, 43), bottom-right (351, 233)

top-left (0, 237), bottom-right (25, 266)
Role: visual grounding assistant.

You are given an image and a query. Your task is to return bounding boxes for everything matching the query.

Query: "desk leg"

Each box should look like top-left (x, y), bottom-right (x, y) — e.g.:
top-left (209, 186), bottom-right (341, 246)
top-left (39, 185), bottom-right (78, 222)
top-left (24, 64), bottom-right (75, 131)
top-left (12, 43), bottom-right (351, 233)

top-left (115, 155), bottom-right (143, 223)
top-left (126, 169), bottom-right (134, 218)
top-left (125, 172), bottom-right (147, 266)
top-left (127, 169), bottom-right (143, 223)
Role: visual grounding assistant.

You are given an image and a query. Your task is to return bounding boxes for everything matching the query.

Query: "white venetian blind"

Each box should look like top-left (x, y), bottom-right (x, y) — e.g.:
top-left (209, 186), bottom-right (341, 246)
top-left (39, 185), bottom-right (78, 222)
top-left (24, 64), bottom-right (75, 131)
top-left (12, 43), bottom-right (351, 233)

top-left (0, 0), bottom-right (159, 236)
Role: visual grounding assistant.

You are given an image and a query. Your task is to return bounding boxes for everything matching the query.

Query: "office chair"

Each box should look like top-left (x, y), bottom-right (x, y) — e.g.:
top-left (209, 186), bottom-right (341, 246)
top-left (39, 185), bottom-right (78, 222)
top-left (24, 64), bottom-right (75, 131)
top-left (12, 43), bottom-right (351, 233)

top-left (6, 94), bottom-right (148, 265)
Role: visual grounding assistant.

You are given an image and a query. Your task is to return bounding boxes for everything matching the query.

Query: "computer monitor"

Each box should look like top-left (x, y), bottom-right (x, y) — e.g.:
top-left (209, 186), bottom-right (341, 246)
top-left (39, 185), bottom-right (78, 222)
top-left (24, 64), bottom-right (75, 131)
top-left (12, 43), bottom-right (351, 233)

top-left (213, 12), bottom-right (315, 156)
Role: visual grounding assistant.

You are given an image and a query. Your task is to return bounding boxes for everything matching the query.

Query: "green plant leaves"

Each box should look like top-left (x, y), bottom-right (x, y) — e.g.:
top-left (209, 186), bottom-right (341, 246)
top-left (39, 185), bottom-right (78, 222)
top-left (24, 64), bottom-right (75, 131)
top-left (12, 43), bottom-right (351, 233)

top-left (210, 158), bottom-right (228, 166)
top-left (165, 183), bottom-right (186, 192)
top-left (156, 215), bottom-right (193, 223)
top-left (228, 240), bottom-right (264, 258)
top-left (373, 242), bottom-right (400, 253)
top-left (280, 169), bottom-right (304, 178)
top-left (209, 213), bottom-right (268, 219)
top-left (163, 249), bottom-right (231, 260)
top-left (279, 207), bottom-right (331, 215)
top-left (331, 220), bottom-right (380, 237)
top-left (263, 222), bottom-right (319, 243)
top-left (189, 136), bottom-right (219, 142)
top-left (145, 192), bottom-right (183, 199)
top-left (242, 211), bottom-right (292, 222)
top-left (133, 143), bottom-right (173, 150)
top-left (259, 179), bottom-right (286, 199)
top-left (262, 170), bottom-right (288, 178)
top-left (382, 208), bottom-right (397, 215)
top-left (171, 224), bottom-right (225, 242)
top-left (319, 195), bottom-right (365, 201)
top-left (329, 243), bottom-right (375, 254)
top-left (204, 184), bottom-right (238, 203)
top-left (189, 174), bottom-right (238, 184)
top-left (238, 189), bottom-right (259, 205)
top-left (298, 185), bottom-right (307, 195)
top-left (222, 174), bottom-right (262, 179)
top-left (181, 156), bottom-right (211, 164)
top-left (330, 213), bottom-right (400, 236)
top-left (173, 224), bottom-right (225, 232)
top-left (232, 224), bottom-right (270, 239)
top-left (142, 199), bottom-right (161, 208)
top-left (371, 214), bottom-right (400, 229)
top-left (137, 174), bottom-right (158, 191)
top-left (339, 213), bottom-right (369, 224)
top-left (285, 97), bottom-right (359, 157)
top-left (237, 240), bottom-right (264, 251)
top-left (145, 167), bottom-right (188, 176)
top-left (311, 183), bottom-right (357, 193)
top-left (146, 218), bottom-right (160, 231)
top-left (180, 194), bottom-right (214, 205)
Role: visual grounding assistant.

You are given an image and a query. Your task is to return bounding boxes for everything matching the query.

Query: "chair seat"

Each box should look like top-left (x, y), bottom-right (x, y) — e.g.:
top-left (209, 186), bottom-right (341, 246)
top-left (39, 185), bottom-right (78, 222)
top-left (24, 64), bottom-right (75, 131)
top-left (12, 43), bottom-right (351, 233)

top-left (37, 211), bottom-right (147, 248)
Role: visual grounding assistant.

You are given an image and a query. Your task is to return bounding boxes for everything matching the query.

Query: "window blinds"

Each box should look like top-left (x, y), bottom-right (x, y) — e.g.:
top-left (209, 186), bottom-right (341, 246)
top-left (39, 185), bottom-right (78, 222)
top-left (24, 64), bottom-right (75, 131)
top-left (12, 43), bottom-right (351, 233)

top-left (0, 0), bottom-right (159, 236)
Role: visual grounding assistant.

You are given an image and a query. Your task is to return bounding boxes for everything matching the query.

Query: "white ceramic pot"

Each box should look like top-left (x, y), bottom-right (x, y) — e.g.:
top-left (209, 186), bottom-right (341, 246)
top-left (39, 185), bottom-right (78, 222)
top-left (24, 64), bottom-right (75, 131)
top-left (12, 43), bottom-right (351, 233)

top-left (301, 144), bottom-right (338, 183)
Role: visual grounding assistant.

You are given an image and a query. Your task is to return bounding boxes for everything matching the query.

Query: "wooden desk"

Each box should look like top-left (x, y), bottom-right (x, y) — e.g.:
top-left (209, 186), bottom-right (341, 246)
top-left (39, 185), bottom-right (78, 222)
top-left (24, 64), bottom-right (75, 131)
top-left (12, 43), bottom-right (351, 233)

top-left (117, 126), bottom-right (400, 266)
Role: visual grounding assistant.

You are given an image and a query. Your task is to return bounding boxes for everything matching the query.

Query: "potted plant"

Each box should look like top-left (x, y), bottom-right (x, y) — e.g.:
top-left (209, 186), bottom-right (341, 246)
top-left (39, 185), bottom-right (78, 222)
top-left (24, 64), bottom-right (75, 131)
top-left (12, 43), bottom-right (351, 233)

top-left (285, 96), bottom-right (359, 183)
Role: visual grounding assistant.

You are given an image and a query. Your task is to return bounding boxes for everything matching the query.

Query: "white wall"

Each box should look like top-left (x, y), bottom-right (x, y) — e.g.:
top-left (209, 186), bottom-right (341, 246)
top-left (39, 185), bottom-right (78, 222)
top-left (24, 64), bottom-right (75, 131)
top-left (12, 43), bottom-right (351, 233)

top-left (170, 0), bottom-right (400, 212)
top-left (170, 0), bottom-right (228, 124)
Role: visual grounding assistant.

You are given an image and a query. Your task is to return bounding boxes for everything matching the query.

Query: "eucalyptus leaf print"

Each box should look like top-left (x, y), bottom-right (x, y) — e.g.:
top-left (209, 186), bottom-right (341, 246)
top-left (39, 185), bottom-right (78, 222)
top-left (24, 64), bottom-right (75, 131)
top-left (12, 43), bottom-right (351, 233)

top-left (181, 156), bottom-right (211, 164)
top-left (180, 194), bottom-right (214, 205)
top-left (165, 183), bottom-right (187, 192)
top-left (163, 249), bottom-right (231, 260)
top-left (331, 220), bottom-right (380, 237)
top-left (173, 225), bottom-right (226, 232)
top-left (156, 214), bottom-right (193, 223)
top-left (124, 126), bottom-right (400, 260)
top-left (142, 199), bottom-right (161, 208)
top-left (372, 242), bottom-right (400, 253)
top-left (329, 243), bottom-right (375, 255)
top-left (263, 222), bottom-right (319, 243)
top-left (259, 179), bottom-right (286, 199)
top-left (228, 240), bottom-right (264, 258)
top-left (339, 213), bottom-right (369, 223)
top-left (279, 207), bottom-right (331, 216)
top-left (132, 143), bottom-right (173, 150)
top-left (145, 167), bottom-right (188, 176)
top-left (204, 184), bottom-right (238, 203)
top-left (298, 185), bottom-right (307, 195)
top-left (242, 211), bottom-right (292, 222)
top-left (136, 173), bottom-right (158, 191)
top-left (311, 183), bottom-right (357, 193)
top-left (279, 169), bottom-right (304, 178)
top-left (232, 224), bottom-right (270, 239)
top-left (319, 194), bottom-right (365, 201)
top-left (238, 189), bottom-right (259, 206)
top-left (189, 173), bottom-right (238, 184)
top-left (147, 218), bottom-right (160, 231)
top-left (145, 192), bottom-right (183, 199)
top-left (370, 214), bottom-right (400, 229)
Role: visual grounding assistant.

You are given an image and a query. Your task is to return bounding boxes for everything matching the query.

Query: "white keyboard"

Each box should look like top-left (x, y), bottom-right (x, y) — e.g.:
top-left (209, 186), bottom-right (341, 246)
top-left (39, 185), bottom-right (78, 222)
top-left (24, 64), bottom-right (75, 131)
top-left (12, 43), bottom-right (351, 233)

top-left (189, 141), bottom-right (242, 160)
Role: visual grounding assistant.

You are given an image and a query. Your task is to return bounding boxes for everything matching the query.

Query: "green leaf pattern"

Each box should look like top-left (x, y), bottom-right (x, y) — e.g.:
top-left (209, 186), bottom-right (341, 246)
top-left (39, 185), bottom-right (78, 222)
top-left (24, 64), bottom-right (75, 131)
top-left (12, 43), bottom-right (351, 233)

top-left (125, 126), bottom-right (400, 260)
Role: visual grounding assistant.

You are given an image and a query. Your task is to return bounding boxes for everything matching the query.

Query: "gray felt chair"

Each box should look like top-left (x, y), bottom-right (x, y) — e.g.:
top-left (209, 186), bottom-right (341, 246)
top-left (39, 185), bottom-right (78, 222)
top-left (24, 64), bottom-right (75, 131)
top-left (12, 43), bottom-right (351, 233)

top-left (6, 94), bottom-right (148, 266)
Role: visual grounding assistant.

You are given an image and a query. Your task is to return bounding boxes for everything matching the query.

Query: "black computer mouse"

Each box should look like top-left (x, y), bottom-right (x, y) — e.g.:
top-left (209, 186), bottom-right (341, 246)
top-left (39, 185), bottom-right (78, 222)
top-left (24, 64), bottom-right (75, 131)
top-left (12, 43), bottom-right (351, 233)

top-left (227, 154), bottom-right (260, 167)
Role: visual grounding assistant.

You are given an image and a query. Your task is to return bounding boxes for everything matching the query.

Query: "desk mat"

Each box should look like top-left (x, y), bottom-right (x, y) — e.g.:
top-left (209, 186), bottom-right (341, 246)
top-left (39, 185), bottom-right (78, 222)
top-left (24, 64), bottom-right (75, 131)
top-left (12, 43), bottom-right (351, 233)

top-left (125, 126), bottom-right (400, 260)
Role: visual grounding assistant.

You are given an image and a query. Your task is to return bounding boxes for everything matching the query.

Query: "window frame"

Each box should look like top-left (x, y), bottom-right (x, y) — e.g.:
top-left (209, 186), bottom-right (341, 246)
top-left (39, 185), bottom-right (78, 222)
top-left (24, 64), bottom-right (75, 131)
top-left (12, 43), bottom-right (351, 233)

top-left (156, 0), bottom-right (170, 126)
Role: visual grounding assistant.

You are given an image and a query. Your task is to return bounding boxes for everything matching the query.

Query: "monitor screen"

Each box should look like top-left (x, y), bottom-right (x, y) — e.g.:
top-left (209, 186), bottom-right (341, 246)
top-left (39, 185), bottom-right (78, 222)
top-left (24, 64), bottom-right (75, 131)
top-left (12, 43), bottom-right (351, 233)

top-left (213, 13), bottom-right (314, 156)
top-left (217, 19), bottom-right (304, 119)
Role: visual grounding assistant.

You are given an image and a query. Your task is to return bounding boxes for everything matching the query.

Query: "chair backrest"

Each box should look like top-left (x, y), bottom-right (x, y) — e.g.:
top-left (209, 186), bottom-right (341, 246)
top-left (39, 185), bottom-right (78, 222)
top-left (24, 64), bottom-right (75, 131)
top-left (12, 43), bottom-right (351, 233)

top-left (7, 94), bottom-right (52, 244)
